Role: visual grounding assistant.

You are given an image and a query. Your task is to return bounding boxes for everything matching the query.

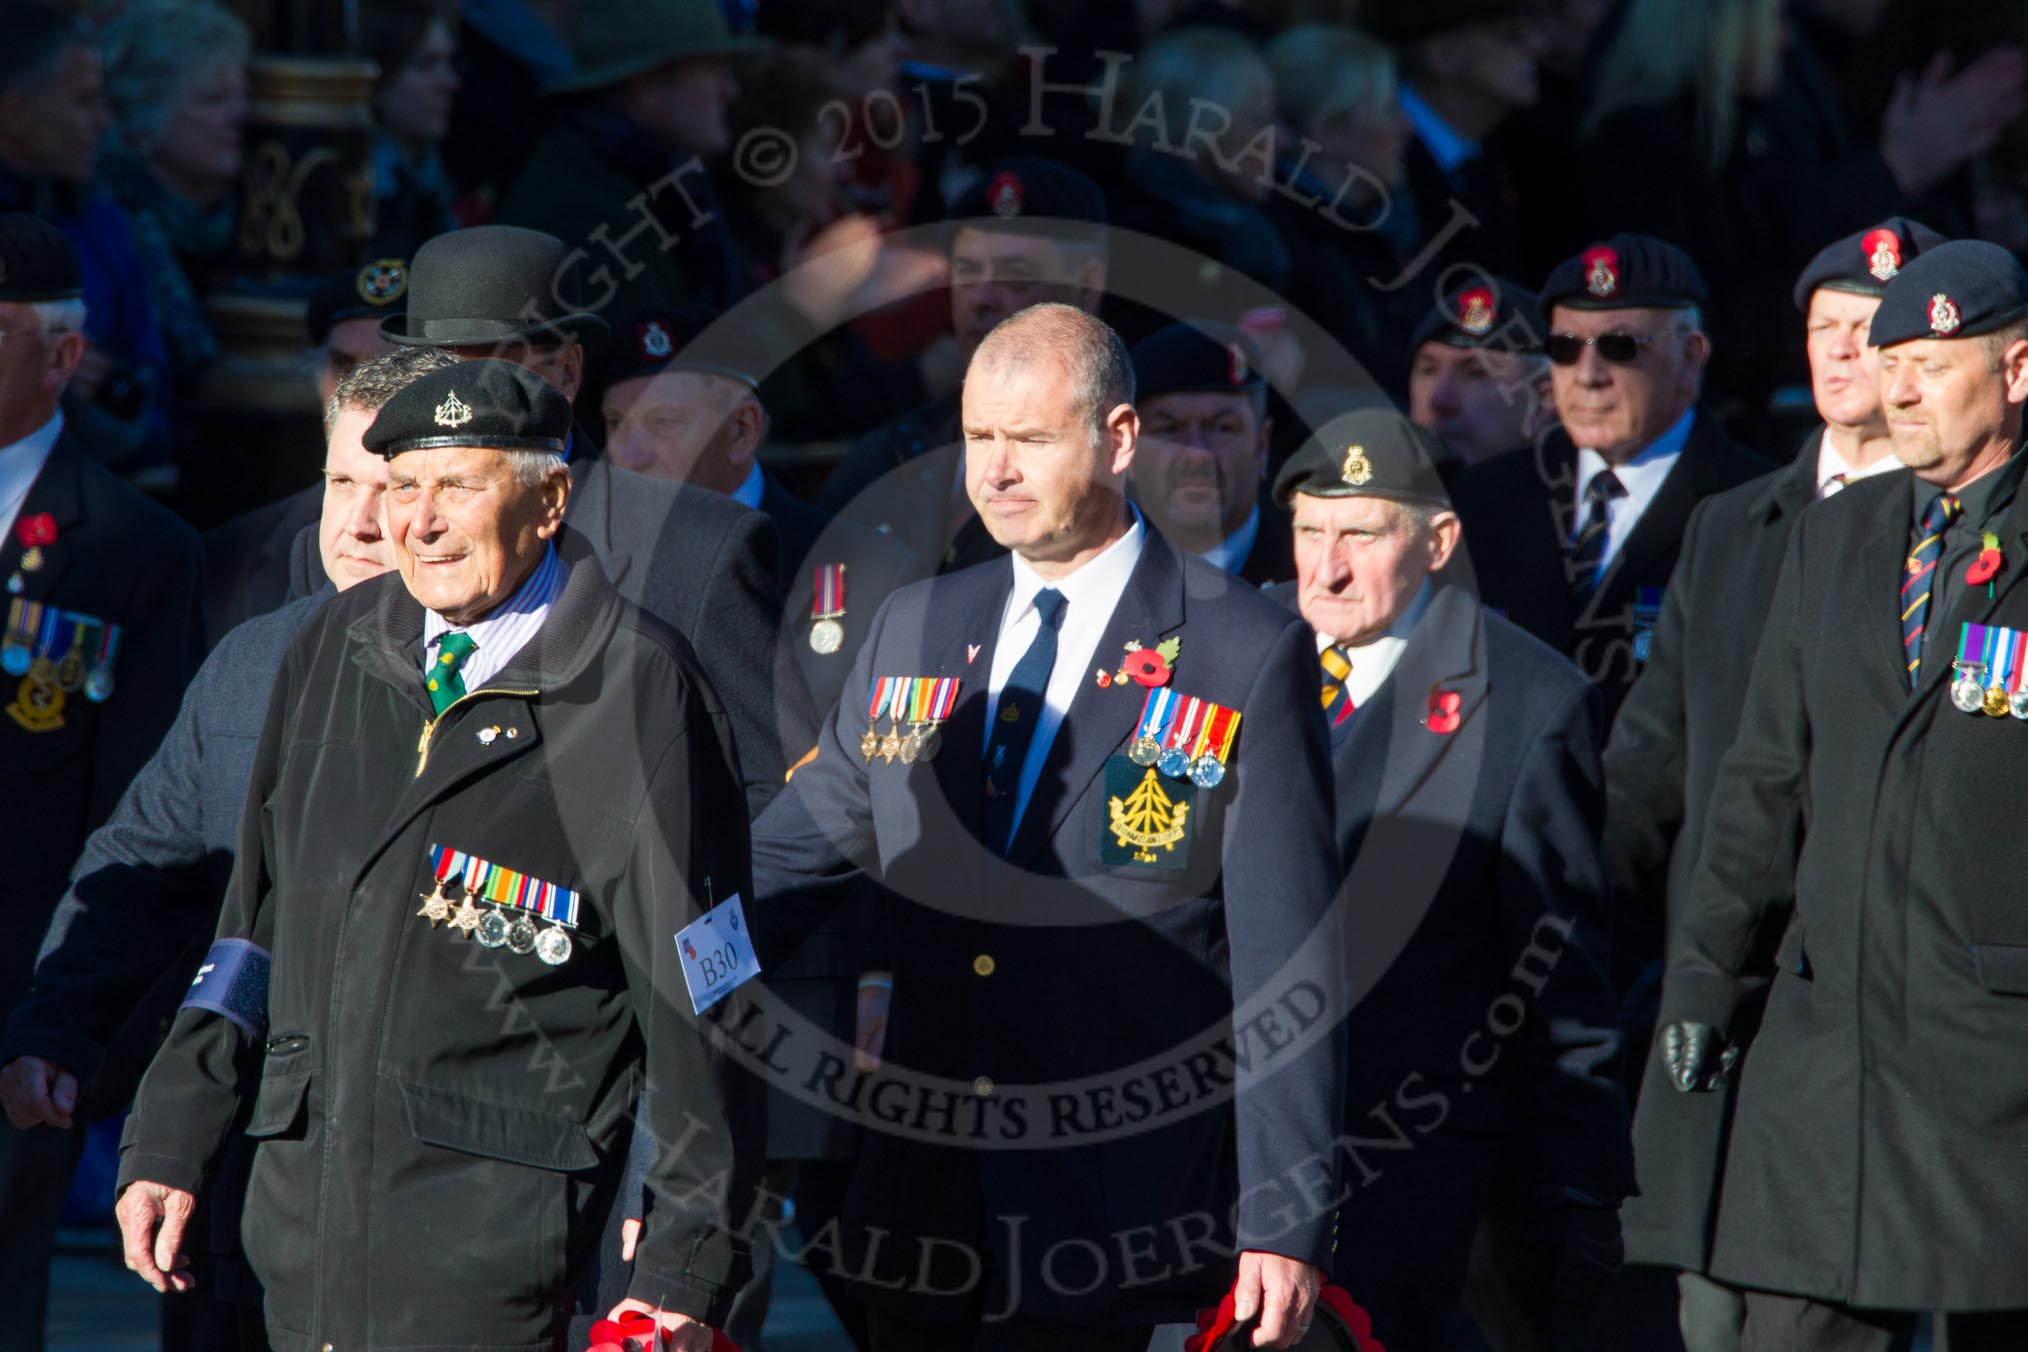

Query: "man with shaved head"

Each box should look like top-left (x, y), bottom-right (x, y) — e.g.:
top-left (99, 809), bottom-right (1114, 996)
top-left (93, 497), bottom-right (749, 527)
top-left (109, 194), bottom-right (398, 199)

top-left (750, 303), bottom-right (1345, 1350)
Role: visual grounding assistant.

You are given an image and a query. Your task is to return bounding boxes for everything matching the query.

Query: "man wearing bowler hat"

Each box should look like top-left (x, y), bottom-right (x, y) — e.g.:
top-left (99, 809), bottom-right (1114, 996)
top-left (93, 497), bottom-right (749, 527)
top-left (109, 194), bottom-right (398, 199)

top-left (1453, 233), bottom-right (1773, 727)
top-left (1269, 409), bottom-right (1629, 1349)
top-left (1658, 240), bottom-right (2028, 1349)
top-left (388, 223), bottom-right (794, 815)
top-left (0, 213), bottom-right (200, 1352)
top-left (1609, 218), bottom-right (1942, 1352)
top-left (116, 359), bottom-right (763, 1351)
top-left (497, 0), bottom-right (766, 319)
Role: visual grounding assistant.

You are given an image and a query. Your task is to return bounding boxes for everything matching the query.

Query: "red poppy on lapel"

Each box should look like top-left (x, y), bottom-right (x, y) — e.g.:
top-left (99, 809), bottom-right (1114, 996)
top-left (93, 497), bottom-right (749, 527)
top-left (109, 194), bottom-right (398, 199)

top-left (1967, 533), bottom-right (2004, 586)
top-left (15, 512), bottom-right (55, 549)
top-left (1425, 688), bottom-right (1462, 735)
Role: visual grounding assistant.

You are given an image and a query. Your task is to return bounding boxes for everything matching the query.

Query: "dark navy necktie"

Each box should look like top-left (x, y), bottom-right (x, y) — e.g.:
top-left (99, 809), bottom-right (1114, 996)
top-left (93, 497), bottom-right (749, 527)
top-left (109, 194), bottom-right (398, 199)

top-left (1903, 491), bottom-right (1961, 686)
top-left (1570, 469), bottom-right (1626, 600)
top-left (983, 587), bottom-right (1066, 854)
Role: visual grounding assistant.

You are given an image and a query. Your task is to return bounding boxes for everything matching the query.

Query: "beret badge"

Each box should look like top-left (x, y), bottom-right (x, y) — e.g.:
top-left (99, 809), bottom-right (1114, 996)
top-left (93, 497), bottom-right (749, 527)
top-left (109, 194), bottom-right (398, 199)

top-left (356, 259), bottom-right (409, 305)
top-left (1583, 246), bottom-right (1619, 298)
top-left (1341, 445), bottom-right (1374, 487)
top-left (1862, 228), bottom-right (1903, 282)
top-left (434, 390), bottom-right (474, 429)
top-left (640, 319), bottom-right (672, 358)
top-left (1930, 293), bottom-right (1962, 337)
top-left (1456, 286), bottom-right (1496, 335)
top-left (988, 171), bottom-right (1024, 218)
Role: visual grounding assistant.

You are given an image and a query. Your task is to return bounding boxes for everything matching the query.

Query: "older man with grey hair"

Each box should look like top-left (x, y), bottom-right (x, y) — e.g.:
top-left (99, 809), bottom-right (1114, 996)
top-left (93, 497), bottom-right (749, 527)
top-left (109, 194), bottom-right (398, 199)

top-left (115, 359), bottom-right (762, 1350)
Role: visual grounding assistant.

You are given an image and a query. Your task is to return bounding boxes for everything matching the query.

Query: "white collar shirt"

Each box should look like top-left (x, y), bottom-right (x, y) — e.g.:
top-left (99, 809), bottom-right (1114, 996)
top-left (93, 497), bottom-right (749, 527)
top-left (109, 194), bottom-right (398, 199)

top-left (1572, 408), bottom-right (1695, 577)
top-left (984, 512), bottom-right (1147, 835)
top-left (0, 412), bottom-right (63, 549)
top-left (422, 543), bottom-right (568, 697)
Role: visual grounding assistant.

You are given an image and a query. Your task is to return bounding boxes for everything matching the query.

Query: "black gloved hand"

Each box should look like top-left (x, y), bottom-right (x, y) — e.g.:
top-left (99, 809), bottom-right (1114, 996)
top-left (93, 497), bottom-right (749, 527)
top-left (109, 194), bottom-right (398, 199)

top-left (1661, 1020), bottom-right (1740, 1092)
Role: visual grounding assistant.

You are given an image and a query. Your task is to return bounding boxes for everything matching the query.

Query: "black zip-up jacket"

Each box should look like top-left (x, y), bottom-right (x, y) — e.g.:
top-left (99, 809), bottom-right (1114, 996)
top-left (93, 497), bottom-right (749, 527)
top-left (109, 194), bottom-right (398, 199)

top-left (119, 530), bottom-right (763, 1349)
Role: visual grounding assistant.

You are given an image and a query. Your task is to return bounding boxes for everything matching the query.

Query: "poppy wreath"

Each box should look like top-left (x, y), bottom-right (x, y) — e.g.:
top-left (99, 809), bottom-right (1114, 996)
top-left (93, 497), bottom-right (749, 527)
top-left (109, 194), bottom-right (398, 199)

top-left (1182, 1282), bottom-right (1388, 1352)
top-left (585, 1312), bottom-right (744, 1352)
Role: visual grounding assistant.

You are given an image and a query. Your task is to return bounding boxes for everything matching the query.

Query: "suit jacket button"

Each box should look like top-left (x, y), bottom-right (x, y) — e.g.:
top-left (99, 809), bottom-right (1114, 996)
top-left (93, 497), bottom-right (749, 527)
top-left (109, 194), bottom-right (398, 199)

top-left (973, 1076), bottom-right (995, 1097)
top-left (972, 954), bottom-right (995, 977)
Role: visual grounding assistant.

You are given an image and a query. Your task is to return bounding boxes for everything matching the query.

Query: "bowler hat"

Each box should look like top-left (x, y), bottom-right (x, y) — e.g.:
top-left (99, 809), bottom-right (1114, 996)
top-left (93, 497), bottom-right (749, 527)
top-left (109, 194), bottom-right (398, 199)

top-left (381, 226), bottom-right (608, 348)
top-left (545, 0), bottom-right (767, 95)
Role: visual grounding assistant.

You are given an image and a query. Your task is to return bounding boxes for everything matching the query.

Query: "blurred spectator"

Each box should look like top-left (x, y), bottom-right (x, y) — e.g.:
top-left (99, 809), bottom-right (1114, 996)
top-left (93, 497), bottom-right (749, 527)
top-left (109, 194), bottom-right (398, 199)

top-left (1263, 22), bottom-right (1420, 392)
top-left (0, 1), bottom-right (172, 476)
top-left (1574, 0), bottom-right (2025, 425)
top-left (495, 0), bottom-right (763, 318)
top-left (753, 0), bottom-right (907, 220)
top-left (1360, 0), bottom-right (1545, 284)
top-left (1105, 27), bottom-right (1293, 339)
top-left (1493, 0), bottom-right (1621, 277)
top-left (442, 0), bottom-right (572, 217)
top-left (362, 0), bottom-right (463, 256)
top-left (820, 157), bottom-right (1107, 571)
top-left (894, 0), bottom-right (1024, 220)
top-left (98, 0), bottom-right (248, 397)
top-left (709, 47), bottom-right (926, 441)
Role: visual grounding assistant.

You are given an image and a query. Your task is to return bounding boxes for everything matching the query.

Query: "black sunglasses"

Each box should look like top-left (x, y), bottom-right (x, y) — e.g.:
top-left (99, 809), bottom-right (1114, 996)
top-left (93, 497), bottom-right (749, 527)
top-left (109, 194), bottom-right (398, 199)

top-left (1545, 331), bottom-right (1672, 366)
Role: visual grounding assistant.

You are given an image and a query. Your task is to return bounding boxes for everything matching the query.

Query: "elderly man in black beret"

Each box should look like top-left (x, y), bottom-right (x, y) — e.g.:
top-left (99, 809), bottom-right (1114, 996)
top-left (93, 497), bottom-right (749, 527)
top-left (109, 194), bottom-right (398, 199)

top-left (1406, 275), bottom-right (1556, 466)
top-left (0, 213), bottom-right (199, 1350)
top-left (1127, 320), bottom-right (1289, 587)
top-left (1657, 240), bottom-right (2028, 1350)
top-left (1266, 409), bottom-right (1629, 1350)
top-left (821, 157), bottom-right (1109, 573)
top-left (1607, 218), bottom-right (1943, 1352)
top-left (114, 360), bottom-right (763, 1351)
top-left (1453, 233), bottom-right (1773, 727)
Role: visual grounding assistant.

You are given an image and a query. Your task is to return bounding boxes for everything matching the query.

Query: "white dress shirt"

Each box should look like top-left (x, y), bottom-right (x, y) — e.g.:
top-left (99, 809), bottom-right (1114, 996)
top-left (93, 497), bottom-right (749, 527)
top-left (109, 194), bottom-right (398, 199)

top-left (1572, 408), bottom-right (1695, 577)
top-left (983, 513), bottom-right (1146, 835)
top-left (1316, 582), bottom-right (1431, 709)
top-left (0, 411), bottom-right (63, 548)
top-left (1197, 503), bottom-right (1261, 576)
top-left (422, 543), bottom-right (567, 695)
top-left (1814, 438), bottom-right (1901, 498)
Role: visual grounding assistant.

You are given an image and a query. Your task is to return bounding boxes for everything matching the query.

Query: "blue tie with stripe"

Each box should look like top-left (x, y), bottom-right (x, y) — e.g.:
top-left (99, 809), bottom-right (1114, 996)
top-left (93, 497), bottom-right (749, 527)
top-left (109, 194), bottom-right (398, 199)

top-left (1903, 491), bottom-right (1961, 686)
top-left (983, 587), bottom-right (1066, 854)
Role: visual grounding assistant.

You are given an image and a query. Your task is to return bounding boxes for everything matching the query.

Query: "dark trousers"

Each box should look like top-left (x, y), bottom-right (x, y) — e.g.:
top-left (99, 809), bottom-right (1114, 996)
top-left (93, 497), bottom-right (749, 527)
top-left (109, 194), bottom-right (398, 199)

top-left (868, 1307), bottom-right (1150, 1352)
top-left (1741, 1292), bottom-right (2028, 1352)
top-left (0, 1120), bottom-right (83, 1352)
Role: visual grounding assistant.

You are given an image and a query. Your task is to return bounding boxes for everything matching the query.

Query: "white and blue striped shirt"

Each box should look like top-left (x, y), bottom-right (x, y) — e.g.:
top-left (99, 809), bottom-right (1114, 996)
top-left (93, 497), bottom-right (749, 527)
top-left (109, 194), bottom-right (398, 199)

top-left (422, 544), bottom-right (566, 694)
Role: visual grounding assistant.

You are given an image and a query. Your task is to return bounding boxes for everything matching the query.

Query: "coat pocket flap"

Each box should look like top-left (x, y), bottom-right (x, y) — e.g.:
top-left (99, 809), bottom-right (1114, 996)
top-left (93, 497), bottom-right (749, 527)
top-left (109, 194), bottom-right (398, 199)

top-left (397, 1079), bottom-right (600, 1173)
top-left (1974, 943), bottom-right (2028, 995)
top-left (245, 1071), bottom-right (311, 1139)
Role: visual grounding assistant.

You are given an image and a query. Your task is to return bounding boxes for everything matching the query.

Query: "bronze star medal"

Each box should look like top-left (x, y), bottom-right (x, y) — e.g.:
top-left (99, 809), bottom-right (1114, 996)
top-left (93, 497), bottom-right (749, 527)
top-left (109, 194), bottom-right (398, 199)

top-left (449, 896), bottom-right (484, 937)
top-left (417, 882), bottom-right (453, 927)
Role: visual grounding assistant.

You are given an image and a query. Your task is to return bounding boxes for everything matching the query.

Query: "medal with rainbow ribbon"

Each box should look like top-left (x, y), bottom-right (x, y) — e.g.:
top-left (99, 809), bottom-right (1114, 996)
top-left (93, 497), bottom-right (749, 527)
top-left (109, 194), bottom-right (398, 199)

top-left (423, 844), bottom-right (581, 964)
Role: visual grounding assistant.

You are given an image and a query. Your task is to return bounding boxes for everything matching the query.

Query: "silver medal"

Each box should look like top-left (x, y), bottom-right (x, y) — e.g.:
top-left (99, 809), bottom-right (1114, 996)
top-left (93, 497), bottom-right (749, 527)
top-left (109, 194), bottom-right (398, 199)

top-left (1157, 748), bottom-right (1192, 780)
top-left (1189, 756), bottom-right (1226, 790)
top-left (809, 617), bottom-right (845, 655)
top-left (535, 925), bottom-right (572, 965)
top-left (506, 914), bottom-right (539, 955)
top-left (83, 668), bottom-right (113, 702)
top-left (1952, 676), bottom-right (1988, 714)
top-left (475, 909), bottom-right (511, 948)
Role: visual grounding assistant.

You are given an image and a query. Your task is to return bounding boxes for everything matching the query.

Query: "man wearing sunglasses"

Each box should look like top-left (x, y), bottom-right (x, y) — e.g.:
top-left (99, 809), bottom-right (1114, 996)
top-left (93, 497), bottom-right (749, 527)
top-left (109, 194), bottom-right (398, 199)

top-left (1603, 218), bottom-right (1944, 1352)
top-left (1453, 232), bottom-right (1773, 727)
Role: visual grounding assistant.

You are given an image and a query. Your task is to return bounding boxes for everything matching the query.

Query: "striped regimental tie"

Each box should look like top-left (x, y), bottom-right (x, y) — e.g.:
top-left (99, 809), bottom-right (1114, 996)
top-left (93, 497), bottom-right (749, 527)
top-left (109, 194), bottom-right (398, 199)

top-left (1902, 492), bottom-right (1961, 685)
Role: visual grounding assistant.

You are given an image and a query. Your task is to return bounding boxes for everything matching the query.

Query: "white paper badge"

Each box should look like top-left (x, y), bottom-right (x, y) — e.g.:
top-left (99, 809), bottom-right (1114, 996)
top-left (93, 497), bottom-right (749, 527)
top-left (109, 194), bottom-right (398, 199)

top-left (675, 892), bottom-right (761, 1014)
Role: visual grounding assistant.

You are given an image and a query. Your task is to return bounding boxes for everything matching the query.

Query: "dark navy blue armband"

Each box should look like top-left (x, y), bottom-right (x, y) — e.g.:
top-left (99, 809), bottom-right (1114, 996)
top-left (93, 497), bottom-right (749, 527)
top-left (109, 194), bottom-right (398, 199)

top-left (180, 939), bottom-right (271, 1039)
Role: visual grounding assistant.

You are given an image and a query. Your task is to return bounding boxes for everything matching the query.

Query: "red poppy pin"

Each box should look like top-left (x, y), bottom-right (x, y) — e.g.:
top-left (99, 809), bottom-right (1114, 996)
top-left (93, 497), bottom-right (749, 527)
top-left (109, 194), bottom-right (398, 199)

top-left (15, 512), bottom-right (55, 549)
top-left (1107, 636), bottom-right (1181, 689)
top-left (1425, 688), bottom-right (1462, 735)
top-left (1967, 531), bottom-right (2004, 586)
